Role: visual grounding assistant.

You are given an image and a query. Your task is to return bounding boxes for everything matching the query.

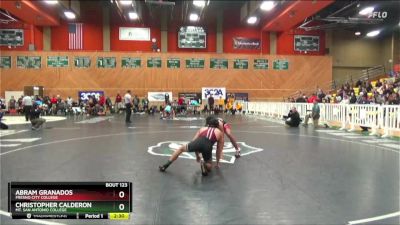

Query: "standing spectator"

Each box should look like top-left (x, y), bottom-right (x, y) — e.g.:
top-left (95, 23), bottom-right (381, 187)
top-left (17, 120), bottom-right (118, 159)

top-left (124, 90), bottom-right (132, 123)
top-left (164, 93), bottom-right (170, 105)
top-left (133, 95), bottom-right (140, 113)
top-left (105, 96), bottom-right (113, 114)
top-left (208, 95), bottom-right (214, 114)
top-left (66, 96), bottom-right (73, 108)
top-left (66, 96), bottom-right (73, 114)
top-left (218, 97), bottom-right (224, 113)
top-left (17, 96), bottom-right (23, 114)
top-left (22, 95), bottom-right (33, 121)
top-left (142, 97), bottom-right (149, 113)
top-left (115, 93), bottom-right (123, 113)
top-left (50, 95), bottom-right (57, 115)
top-left (303, 99), bottom-right (320, 127)
top-left (99, 94), bottom-right (106, 107)
top-left (177, 96), bottom-right (185, 114)
top-left (8, 96), bottom-right (16, 112)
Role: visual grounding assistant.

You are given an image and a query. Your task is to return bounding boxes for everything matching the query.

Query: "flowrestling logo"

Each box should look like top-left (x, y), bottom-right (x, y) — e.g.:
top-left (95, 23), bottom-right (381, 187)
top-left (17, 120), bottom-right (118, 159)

top-left (148, 141), bottom-right (263, 164)
top-left (368, 11), bottom-right (388, 19)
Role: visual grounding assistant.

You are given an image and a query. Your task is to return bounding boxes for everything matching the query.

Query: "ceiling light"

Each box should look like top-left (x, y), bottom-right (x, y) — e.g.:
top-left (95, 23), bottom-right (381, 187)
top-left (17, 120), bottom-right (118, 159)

top-left (189, 13), bottom-right (199, 21)
top-left (359, 6), bottom-right (374, 15)
top-left (193, 0), bottom-right (205, 7)
top-left (120, 0), bottom-right (132, 5)
top-left (260, 1), bottom-right (276, 11)
top-left (247, 16), bottom-right (257, 24)
top-left (64, 11), bottom-right (76, 19)
top-left (44, 0), bottom-right (58, 4)
top-left (366, 30), bottom-right (380, 37)
top-left (355, 31), bottom-right (361, 36)
top-left (128, 12), bottom-right (138, 20)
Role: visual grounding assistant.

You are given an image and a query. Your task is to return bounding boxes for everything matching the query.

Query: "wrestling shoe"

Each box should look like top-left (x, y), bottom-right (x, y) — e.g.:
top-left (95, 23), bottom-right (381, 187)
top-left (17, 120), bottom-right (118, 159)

top-left (200, 162), bottom-right (208, 176)
top-left (159, 166), bottom-right (166, 172)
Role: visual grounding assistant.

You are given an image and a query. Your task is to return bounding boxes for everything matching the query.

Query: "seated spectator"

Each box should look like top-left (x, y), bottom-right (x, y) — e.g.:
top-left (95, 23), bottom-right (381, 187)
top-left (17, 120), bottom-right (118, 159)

top-left (284, 107), bottom-right (301, 127)
top-left (296, 95), bottom-right (306, 103)
top-left (307, 93), bottom-right (318, 103)
top-left (349, 92), bottom-right (357, 104)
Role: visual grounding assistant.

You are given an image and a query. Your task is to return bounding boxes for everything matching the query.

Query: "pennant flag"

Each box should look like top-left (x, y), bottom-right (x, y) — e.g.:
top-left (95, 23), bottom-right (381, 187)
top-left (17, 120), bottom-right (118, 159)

top-left (68, 23), bottom-right (83, 50)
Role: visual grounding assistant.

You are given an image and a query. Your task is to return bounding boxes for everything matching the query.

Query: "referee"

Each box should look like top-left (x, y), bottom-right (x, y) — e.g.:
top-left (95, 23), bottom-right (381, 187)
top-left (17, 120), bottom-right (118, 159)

top-left (124, 90), bottom-right (132, 123)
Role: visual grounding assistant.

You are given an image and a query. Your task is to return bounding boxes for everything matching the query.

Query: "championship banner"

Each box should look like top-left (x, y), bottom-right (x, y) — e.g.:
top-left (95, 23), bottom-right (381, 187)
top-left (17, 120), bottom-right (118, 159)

top-left (119, 27), bottom-right (150, 41)
top-left (148, 92), bottom-right (172, 102)
top-left (78, 91), bottom-right (104, 101)
top-left (233, 37), bottom-right (260, 49)
top-left (202, 87), bottom-right (226, 100)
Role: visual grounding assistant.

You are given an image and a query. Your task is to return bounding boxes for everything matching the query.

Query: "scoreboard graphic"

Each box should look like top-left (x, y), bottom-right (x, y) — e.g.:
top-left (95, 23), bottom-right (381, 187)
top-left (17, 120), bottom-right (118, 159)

top-left (178, 26), bottom-right (206, 49)
top-left (8, 182), bottom-right (132, 220)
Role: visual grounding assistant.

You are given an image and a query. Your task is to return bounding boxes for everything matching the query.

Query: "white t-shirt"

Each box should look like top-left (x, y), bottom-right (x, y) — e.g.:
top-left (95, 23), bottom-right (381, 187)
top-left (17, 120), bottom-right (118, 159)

top-left (67, 97), bottom-right (73, 105)
top-left (22, 96), bottom-right (33, 106)
top-left (124, 93), bottom-right (132, 104)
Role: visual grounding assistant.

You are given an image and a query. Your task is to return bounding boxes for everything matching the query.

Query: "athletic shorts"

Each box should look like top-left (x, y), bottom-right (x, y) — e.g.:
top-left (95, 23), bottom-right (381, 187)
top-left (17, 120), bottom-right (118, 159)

top-left (187, 137), bottom-right (214, 162)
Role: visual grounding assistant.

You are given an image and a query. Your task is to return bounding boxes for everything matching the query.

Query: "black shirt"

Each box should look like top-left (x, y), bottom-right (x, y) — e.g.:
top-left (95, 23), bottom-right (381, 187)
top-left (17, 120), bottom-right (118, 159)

top-left (288, 110), bottom-right (301, 126)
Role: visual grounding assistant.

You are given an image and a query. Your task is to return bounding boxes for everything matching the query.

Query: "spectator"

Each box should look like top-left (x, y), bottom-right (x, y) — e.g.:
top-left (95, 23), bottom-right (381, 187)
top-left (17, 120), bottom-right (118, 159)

top-left (164, 93), bottom-right (170, 105)
top-left (0, 99), bottom-right (8, 129)
top-left (133, 95), bottom-right (140, 113)
top-left (8, 96), bottom-right (16, 112)
top-left (99, 94), bottom-right (106, 107)
top-left (142, 97), bottom-right (149, 113)
top-left (208, 95), bottom-right (215, 114)
top-left (307, 93), bottom-right (317, 103)
top-left (303, 99), bottom-right (320, 127)
top-left (349, 92), bottom-right (357, 104)
top-left (115, 93), bottom-right (123, 113)
top-left (296, 95), bottom-right (306, 103)
top-left (177, 96), bottom-right (185, 114)
top-left (236, 102), bottom-right (242, 113)
top-left (218, 97), bottom-right (224, 113)
top-left (105, 97), bottom-right (112, 114)
top-left (30, 103), bottom-right (46, 130)
top-left (284, 107), bottom-right (301, 127)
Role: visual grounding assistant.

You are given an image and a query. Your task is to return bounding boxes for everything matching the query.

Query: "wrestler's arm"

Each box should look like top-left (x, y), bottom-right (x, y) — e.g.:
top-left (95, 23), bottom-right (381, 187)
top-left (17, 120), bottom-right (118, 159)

top-left (215, 130), bottom-right (224, 167)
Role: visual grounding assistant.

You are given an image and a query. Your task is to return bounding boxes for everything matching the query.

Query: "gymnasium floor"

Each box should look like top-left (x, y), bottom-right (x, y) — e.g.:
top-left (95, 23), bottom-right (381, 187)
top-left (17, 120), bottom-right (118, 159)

top-left (0, 113), bottom-right (399, 225)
